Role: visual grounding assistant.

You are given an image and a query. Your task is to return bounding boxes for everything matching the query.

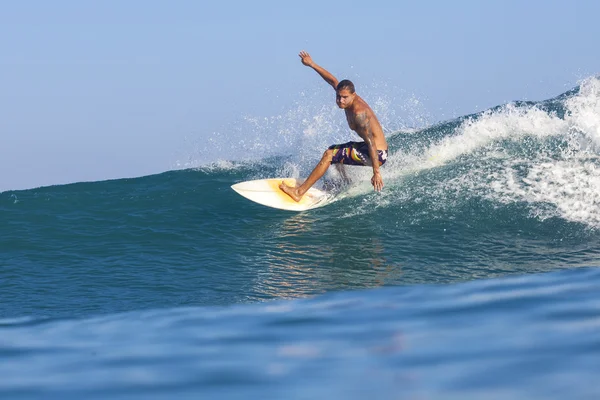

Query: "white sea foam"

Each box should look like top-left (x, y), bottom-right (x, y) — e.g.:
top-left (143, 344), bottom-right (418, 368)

top-left (424, 103), bottom-right (565, 166)
top-left (490, 77), bottom-right (600, 227)
top-left (564, 76), bottom-right (600, 150)
top-left (494, 159), bottom-right (600, 225)
top-left (414, 77), bottom-right (600, 227)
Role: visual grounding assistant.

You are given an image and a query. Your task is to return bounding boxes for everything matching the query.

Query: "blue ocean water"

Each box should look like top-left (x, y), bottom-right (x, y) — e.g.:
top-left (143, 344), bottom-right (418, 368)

top-left (2, 77), bottom-right (600, 399)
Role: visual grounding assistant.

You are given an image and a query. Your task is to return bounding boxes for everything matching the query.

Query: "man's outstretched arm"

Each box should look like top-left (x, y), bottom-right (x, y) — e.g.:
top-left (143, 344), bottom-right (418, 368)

top-left (299, 51), bottom-right (339, 90)
top-left (355, 112), bottom-right (384, 192)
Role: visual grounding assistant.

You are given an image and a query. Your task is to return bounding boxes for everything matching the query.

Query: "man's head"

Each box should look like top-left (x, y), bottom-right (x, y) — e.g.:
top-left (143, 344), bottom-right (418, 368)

top-left (336, 79), bottom-right (356, 109)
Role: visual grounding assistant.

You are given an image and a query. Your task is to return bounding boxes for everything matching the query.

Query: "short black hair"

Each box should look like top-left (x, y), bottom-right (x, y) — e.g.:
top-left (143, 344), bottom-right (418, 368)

top-left (336, 79), bottom-right (355, 93)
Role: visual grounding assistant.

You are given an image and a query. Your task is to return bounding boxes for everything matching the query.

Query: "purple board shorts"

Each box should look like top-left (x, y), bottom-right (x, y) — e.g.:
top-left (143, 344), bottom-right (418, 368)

top-left (328, 141), bottom-right (388, 166)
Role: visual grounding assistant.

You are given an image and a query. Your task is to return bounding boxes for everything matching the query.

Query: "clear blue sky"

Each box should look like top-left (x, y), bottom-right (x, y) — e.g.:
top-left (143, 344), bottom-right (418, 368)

top-left (2, 0), bottom-right (599, 191)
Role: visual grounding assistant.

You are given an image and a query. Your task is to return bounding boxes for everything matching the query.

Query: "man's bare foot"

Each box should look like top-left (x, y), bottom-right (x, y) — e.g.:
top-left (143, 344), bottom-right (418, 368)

top-left (279, 182), bottom-right (303, 202)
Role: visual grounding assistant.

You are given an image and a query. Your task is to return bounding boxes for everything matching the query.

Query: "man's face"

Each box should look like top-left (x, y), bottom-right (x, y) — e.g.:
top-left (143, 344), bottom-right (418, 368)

top-left (336, 89), bottom-right (355, 109)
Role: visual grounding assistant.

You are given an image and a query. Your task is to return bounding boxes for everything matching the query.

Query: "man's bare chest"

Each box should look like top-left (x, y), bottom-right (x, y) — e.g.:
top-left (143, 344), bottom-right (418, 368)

top-left (345, 112), bottom-right (357, 131)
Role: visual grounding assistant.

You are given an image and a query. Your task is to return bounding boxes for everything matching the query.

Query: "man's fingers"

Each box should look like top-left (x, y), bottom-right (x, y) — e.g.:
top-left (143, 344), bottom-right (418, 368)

top-left (372, 175), bottom-right (384, 192)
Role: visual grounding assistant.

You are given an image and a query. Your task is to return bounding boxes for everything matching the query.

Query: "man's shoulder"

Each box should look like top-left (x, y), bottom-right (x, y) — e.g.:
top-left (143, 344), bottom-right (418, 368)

top-left (352, 97), bottom-right (373, 115)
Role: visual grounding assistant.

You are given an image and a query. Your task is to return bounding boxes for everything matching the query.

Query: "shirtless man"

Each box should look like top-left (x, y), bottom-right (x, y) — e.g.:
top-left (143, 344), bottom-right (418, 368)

top-left (280, 51), bottom-right (388, 202)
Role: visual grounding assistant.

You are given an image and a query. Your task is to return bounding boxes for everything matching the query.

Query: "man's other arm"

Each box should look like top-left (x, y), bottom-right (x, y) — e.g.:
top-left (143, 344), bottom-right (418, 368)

top-left (299, 51), bottom-right (339, 90)
top-left (355, 112), bottom-right (384, 192)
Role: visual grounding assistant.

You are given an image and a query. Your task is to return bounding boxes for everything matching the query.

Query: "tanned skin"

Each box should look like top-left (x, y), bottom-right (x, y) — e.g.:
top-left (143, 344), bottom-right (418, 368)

top-left (280, 51), bottom-right (388, 202)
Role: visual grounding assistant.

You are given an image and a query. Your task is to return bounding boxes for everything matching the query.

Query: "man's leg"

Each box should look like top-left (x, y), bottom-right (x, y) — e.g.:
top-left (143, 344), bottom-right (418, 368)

top-left (335, 164), bottom-right (351, 185)
top-left (280, 149), bottom-right (333, 202)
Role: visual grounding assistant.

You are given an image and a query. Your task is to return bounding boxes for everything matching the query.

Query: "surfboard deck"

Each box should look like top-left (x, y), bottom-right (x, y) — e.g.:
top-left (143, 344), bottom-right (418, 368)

top-left (231, 178), bottom-right (335, 211)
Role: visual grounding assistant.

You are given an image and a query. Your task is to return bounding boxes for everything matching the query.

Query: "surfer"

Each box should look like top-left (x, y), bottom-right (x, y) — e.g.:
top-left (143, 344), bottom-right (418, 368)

top-left (280, 51), bottom-right (388, 202)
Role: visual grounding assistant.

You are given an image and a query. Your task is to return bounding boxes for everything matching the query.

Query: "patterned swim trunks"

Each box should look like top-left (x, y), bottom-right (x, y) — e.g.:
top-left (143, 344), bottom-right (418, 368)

top-left (328, 141), bottom-right (388, 166)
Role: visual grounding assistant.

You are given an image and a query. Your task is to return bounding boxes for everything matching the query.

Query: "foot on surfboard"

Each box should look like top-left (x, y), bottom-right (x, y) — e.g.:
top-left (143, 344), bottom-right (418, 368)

top-left (279, 181), bottom-right (303, 202)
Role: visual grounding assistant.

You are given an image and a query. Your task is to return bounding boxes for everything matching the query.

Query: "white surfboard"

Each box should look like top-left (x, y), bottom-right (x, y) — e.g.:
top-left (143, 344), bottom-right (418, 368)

top-left (231, 178), bottom-right (334, 211)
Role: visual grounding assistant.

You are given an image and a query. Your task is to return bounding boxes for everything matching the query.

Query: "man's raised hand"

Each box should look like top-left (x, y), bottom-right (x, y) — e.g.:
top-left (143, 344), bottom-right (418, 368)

top-left (299, 51), bottom-right (314, 67)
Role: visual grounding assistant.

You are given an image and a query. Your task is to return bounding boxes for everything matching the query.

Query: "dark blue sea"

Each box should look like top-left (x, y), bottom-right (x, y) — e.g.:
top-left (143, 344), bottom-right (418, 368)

top-left (2, 77), bottom-right (600, 399)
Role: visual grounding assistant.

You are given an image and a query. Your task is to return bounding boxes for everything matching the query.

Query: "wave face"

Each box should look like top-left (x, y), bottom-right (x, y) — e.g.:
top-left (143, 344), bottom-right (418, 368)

top-left (2, 77), bottom-right (600, 398)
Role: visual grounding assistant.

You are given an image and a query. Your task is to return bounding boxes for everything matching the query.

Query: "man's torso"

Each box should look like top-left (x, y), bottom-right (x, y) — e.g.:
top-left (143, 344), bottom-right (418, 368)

top-left (344, 96), bottom-right (388, 150)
